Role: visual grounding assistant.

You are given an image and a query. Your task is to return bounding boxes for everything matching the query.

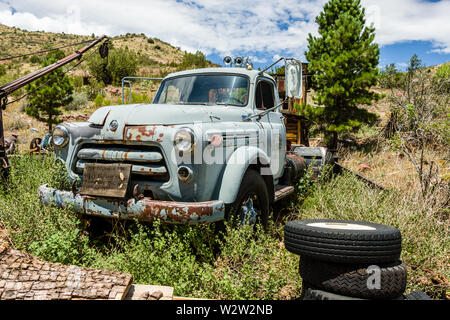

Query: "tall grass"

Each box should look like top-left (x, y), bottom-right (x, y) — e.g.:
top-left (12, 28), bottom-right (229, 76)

top-left (0, 155), bottom-right (447, 299)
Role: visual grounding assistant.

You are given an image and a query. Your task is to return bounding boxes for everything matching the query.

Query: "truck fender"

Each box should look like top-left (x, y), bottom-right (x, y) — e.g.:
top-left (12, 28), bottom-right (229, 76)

top-left (217, 146), bottom-right (274, 204)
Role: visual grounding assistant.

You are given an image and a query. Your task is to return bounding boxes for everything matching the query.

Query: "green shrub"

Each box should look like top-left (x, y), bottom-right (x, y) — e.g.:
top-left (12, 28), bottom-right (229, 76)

top-left (87, 45), bottom-right (137, 85)
top-left (433, 63), bottom-right (450, 93)
top-left (84, 78), bottom-right (104, 100)
top-left (0, 63), bottom-right (6, 76)
top-left (147, 38), bottom-right (154, 44)
top-left (94, 94), bottom-right (104, 107)
top-left (71, 75), bottom-right (84, 92)
top-left (29, 55), bottom-right (41, 64)
top-left (0, 155), bottom-right (95, 265)
top-left (65, 91), bottom-right (89, 111)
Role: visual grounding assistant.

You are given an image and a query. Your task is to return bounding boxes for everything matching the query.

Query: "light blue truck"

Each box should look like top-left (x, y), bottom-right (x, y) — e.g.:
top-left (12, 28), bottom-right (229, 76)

top-left (38, 62), bottom-right (332, 225)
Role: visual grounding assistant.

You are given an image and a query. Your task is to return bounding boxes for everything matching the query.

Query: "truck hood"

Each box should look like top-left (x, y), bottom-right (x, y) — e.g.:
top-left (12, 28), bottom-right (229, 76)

top-left (88, 103), bottom-right (248, 126)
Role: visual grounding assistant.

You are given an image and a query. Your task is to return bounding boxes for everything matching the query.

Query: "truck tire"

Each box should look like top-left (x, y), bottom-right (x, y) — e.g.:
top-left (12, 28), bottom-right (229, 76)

top-left (227, 169), bottom-right (269, 228)
top-left (299, 257), bottom-right (407, 299)
top-left (404, 291), bottom-right (432, 300)
top-left (284, 219), bottom-right (402, 264)
top-left (302, 288), bottom-right (364, 300)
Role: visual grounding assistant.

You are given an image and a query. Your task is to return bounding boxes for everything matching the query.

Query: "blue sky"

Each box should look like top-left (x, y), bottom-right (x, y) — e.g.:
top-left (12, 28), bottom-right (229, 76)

top-left (0, 0), bottom-right (449, 71)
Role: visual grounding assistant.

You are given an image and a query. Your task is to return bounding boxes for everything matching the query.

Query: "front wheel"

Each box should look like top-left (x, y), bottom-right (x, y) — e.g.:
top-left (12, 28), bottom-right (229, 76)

top-left (227, 169), bottom-right (270, 228)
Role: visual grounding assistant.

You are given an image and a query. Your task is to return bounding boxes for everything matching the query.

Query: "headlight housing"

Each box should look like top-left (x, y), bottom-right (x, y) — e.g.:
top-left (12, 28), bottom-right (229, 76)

top-left (52, 125), bottom-right (69, 148)
top-left (174, 128), bottom-right (196, 153)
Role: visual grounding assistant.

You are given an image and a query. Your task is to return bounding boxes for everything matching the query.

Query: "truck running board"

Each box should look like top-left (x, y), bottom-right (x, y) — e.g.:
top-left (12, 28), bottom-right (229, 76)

top-left (274, 185), bottom-right (295, 202)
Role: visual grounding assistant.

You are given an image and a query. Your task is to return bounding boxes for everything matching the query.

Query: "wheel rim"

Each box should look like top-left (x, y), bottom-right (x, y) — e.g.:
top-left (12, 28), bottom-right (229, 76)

top-left (239, 192), bottom-right (260, 225)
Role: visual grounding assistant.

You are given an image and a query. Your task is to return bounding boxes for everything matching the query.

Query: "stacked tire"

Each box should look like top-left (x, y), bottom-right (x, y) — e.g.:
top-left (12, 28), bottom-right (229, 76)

top-left (284, 219), bottom-right (431, 300)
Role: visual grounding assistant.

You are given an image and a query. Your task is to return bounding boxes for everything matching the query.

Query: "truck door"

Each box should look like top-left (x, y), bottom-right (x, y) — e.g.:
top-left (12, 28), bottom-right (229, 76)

top-left (254, 79), bottom-right (285, 179)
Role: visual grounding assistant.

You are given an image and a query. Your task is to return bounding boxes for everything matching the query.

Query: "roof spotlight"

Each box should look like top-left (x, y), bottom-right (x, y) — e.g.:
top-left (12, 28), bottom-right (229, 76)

top-left (234, 57), bottom-right (243, 67)
top-left (223, 56), bottom-right (232, 66)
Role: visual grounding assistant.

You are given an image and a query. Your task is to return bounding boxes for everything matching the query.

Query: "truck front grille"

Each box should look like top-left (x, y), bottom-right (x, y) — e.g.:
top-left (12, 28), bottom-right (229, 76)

top-left (74, 144), bottom-right (170, 182)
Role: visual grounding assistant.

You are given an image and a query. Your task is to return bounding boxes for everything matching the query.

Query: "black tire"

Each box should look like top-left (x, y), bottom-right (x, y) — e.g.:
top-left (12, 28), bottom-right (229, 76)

top-left (299, 257), bottom-right (407, 299)
top-left (284, 219), bottom-right (402, 264)
top-left (404, 291), bottom-right (432, 300)
top-left (227, 169), bottom-right (269, 228)
top-left (302, 288), bottom-right (364, 300)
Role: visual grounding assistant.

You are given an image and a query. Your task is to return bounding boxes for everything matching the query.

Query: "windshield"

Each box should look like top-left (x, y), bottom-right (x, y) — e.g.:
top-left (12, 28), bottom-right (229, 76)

top-left (154, 74), bottom-right (249, 106)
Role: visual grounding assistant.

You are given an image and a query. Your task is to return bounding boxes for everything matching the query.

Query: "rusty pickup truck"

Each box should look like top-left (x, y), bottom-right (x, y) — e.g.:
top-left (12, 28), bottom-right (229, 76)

top-left (38, 58), bottom-right (332, 225)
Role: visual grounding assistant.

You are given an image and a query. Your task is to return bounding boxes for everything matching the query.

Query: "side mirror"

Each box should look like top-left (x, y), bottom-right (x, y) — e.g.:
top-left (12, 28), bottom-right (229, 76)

top-left (285, 60), bottom-right (303, 99)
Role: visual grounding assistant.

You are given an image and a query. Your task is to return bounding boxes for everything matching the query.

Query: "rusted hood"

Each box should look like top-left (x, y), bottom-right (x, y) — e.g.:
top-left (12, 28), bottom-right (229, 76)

top-left (88, 104), bottom-right (245, 126)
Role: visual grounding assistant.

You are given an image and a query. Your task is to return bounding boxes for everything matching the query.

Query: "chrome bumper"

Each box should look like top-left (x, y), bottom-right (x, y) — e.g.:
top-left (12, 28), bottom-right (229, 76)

top-left (38, 184), bottom-right (225, 224)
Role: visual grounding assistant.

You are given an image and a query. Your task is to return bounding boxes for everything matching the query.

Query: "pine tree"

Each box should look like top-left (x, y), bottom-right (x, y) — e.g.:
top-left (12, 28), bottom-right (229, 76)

top-left (25, 50), bottom-right (74, 132)
top-left (305, 0), bottom-right (381, 148)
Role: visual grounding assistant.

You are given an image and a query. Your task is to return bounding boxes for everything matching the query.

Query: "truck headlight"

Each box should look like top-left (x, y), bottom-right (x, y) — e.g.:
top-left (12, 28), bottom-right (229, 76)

top-left (174, 128), bottom-right (196, 153)
top-left (52, 125), bottom-right (69, 148)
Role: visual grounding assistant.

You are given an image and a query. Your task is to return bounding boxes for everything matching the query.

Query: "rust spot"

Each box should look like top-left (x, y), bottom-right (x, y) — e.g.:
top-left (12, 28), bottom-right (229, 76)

top-left (159, 133), bottom-right (164, 138)
top-left (139, 200), bottom-right (216, 222)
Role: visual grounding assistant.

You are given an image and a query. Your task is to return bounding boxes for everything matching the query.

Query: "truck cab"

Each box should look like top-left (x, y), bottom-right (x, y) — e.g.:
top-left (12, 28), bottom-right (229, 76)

top-left (39, 65), bottom-right (325, 226)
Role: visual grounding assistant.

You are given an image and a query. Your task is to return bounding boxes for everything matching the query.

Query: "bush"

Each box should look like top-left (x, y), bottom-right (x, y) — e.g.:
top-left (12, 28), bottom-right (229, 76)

top-left (0, 63), bottom-right (6, 76)
top-left (29, 55), bottom-right (41, 64)
top-left (0, 155), bottom-right (95, 265)
top-left (71, 75), bottom-right (84, 92)
top-left (433, 63), bottom-right (450, 93)
top-left (177, 51), bottom-right (209, 70)
top-left (87, 45), bottom-right (138, 85)
top-left (84, 78), bottom-right (104, 100)
top-left (65, 91), bottom-right (89, 111)
top-left (147, 38), bottom-right (154, 44)
top-left (94, 94), bottom-right (104, 107)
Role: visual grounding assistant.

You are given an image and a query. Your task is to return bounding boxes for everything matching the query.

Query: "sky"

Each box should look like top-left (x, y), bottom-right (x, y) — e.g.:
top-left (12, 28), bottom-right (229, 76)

top-left (0, 0), bottom-right (449, 71)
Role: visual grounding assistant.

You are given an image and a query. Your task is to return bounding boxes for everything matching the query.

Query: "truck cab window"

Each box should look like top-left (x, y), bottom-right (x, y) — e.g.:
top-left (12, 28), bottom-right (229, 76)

top-left (255, 81), bottom-right (275, 110)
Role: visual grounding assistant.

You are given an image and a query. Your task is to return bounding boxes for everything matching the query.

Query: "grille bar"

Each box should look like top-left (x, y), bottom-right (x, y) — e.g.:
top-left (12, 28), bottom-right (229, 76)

top-left (76, 160), bottom-right (167, 176)
top-left (77, 148), bottom-right (163, 163)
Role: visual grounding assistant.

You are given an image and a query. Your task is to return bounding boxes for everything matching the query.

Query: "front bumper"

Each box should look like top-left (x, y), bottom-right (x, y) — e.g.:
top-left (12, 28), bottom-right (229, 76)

top-left (38, 184), bottom-right (225, 224)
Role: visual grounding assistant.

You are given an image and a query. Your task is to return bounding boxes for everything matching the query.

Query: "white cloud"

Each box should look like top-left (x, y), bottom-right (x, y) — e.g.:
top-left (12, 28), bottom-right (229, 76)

top-left (362, 0), bottom-right (450, 53)
top-left (0, 0), bottom-right (449, 61)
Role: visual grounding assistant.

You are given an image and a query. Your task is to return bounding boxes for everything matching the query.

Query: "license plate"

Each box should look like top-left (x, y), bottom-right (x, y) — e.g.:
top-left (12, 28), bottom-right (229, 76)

top-left (80, 163), bottom-right (132, 198)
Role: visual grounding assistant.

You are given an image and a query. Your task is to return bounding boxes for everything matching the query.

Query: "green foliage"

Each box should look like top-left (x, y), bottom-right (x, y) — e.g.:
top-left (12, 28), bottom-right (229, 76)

top-left (305, 0), bottom-right (381, 147)
top-left (0, 155), bottom-right (95, 266)
top-left (25, 50), bottom-right (74, 131)
top-left (29, 55), bottom-right (41, 64)
top-left (71, 75), bottom-right (84, 92)
top-left (177, 51), bottom-right (210, 71)
top-left (147, 38), bottom-right (154, 44)
top-left (0, 63), bottom-right (6, 76)
top-left (1, 154), bottom-right (447, 299)
top-left (94, 94), bottom-right (104, 107)
top-left (433, 63), bottom-right (450, 93)
top-left (378, 64), bottom-right (405, 89)
top-left (65, 91), bottom-right (89, 111)
top-left (84, 78), bottom-right (105, 100)
top-left (87, 44), bottom-right (138, 85)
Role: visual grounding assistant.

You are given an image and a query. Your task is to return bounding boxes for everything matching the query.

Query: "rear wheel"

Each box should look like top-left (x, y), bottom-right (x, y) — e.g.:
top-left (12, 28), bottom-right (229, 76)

top-left (227, 169), bottom-right (270, 228)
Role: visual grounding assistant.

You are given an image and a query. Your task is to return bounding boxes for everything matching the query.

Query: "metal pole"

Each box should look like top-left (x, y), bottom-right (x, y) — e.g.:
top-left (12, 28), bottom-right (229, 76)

top-left (120, 76), bottom-right (163, 105)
